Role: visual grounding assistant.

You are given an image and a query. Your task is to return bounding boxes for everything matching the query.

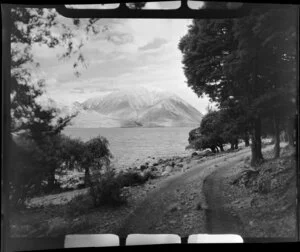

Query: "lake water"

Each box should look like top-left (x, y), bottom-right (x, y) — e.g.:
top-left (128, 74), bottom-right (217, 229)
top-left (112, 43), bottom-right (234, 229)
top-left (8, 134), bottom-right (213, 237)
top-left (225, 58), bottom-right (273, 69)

top-left (63, 127), bottom-right (195, 170)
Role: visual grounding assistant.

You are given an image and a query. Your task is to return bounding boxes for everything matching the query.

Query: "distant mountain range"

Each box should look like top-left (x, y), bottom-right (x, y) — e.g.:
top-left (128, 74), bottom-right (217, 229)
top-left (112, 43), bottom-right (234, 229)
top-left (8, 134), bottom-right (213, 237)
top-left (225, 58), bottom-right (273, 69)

top-left (63, 87), bottom-right (203, 128)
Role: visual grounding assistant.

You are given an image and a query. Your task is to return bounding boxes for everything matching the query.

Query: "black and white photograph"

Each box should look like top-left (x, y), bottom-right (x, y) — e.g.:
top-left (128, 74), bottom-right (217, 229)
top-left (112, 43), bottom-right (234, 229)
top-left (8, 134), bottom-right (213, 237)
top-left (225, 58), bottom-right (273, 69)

top-left (2, 1), bottom-right (299, 247)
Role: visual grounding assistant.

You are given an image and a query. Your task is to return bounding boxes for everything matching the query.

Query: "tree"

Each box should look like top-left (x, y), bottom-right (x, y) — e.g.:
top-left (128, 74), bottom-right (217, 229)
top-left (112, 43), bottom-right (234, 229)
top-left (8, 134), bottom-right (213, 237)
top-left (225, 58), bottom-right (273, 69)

top-left (253, 5), bottom-right (297, 153)
top-left (193, 135), bottom-right (219, 153)
top-left (228, 5), bottom-right (297, 159)
top-left (200, 111), bottom-right (225, 152)
top-left (179, 4), bottom-right (297, 165)
top-left (79, 136), bottom-right (113, 186)
top-left (59, 136), bottom-right (85, 170)
top-left (8, 6), bottom-right (107, 198)
top-left (189, 110), bottom-right (226, 153)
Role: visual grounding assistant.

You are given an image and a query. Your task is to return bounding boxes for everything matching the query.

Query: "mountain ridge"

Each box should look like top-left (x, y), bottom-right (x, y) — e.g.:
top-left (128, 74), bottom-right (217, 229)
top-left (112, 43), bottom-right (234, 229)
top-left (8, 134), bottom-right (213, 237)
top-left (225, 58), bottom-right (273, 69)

top-left (66, 87), bottom-right (203, 128)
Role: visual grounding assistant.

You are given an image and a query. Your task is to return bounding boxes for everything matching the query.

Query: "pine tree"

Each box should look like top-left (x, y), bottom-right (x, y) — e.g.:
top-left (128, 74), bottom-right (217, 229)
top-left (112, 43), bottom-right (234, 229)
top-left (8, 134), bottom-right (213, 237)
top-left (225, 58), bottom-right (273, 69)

top-left (179, 4), bottom-right (297, 165)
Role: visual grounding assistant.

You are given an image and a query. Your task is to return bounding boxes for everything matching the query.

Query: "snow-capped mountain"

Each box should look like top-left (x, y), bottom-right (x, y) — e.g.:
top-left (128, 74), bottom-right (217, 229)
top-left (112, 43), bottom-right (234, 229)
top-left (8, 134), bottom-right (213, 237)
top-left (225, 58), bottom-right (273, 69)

top-left (67, 87), bottom-right (203, 128)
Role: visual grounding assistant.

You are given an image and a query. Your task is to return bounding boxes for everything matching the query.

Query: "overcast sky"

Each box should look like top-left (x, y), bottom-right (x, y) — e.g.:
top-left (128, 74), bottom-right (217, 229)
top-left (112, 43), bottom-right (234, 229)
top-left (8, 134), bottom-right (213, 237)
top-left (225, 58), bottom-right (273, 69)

top-left (30, 1), bottom-right (212, 114)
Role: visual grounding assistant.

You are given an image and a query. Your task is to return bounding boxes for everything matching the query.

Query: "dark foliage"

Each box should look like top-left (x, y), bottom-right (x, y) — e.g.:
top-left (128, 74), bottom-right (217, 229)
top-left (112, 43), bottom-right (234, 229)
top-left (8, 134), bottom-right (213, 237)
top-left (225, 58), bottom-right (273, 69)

top-left (89, 170), bottom-right (127, 207)
top-left (179, 4), bottom-right (297, 165)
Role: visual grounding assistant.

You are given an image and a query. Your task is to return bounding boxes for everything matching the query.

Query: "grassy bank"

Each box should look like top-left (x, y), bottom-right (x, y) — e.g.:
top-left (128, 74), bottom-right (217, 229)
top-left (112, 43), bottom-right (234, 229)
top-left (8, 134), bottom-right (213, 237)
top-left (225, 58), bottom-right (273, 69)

top-left (220, 145), bottom-right (297, 238)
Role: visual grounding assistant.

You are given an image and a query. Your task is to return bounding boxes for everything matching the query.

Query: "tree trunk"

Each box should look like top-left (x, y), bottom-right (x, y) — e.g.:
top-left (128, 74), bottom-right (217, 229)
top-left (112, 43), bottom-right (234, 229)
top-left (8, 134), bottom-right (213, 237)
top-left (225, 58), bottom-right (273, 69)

top-left (234, 139), bottom-right (239, 149)
top-left (286, 117), bottom-right (294, 146)
top-left (219, 144), bottom-right (224, 152)
top-left (215, 146), bottom-right (219, 153)
top-left (230, 142), bottom-right (234, 150)
top-left (250, 117), bottom-right (264, 166)
top-left (244, 134), bottom-right (250, 147)
top-left (47, 169), bottom-right (56, 192)
top-left (84, 167), bottom-right (91, 186)
top-left (273, 115), bottom-right (280, 158)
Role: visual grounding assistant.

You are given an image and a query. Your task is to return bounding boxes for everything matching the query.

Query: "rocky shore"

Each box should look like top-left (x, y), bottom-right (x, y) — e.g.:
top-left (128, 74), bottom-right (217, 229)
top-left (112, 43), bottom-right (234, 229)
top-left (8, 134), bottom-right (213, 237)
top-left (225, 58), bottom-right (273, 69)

top-left (17, 147), bottom-right (230, 237)
top-left (27, 149), bottom-right (223, 208)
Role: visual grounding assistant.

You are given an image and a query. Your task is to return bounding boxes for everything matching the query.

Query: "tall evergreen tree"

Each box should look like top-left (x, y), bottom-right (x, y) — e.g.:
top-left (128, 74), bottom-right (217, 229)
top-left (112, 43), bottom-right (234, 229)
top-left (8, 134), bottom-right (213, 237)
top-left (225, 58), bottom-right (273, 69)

top-left (179, 4), bottom-right (297, 165)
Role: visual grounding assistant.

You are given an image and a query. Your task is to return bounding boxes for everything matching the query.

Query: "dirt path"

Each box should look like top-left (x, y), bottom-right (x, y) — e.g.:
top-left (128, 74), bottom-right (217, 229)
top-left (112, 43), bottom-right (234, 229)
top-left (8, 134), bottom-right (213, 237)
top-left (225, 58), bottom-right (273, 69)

top-left (204, 165), bottom-right (245, 235)
top-left (116, 146), bottom-right (268, 237)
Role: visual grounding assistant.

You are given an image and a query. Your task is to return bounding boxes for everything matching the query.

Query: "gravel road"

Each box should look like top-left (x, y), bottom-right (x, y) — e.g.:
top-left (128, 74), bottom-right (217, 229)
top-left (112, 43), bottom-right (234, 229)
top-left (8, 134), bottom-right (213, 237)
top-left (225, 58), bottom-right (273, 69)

top-left (116, 146), bottom-right (265, 237)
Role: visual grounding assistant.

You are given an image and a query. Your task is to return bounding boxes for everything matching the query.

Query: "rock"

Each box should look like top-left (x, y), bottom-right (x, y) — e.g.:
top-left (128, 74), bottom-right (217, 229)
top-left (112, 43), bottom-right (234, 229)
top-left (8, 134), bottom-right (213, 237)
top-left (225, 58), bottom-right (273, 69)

top-left (151, 166), bottom-right (157, 172)
top-left (153, 163), bottom-right (159, 166)
top-left (165, 166), bottom-right (172, 173)
top-left (184, 214), bottom-right (188, 218)
top-left (169, 203), bottom-right (179, 212)
top-left (271, 178), bottom-right (278, 190)
top-left (196, 202), bottom-right (208, 210)
top-left (196, 203), bottom-right (202, 210)
top-left (249, 221), bottom-right (254, 226)
top-left (169, 220), bottom-right (177, 225)
top-left (140, 165), bottom-right (147, 171)
top-left (177, 163), bottom-right (184, 168)
top-left (191, 152), bottom-right (198, 157)
top-left (162, 171), bottom-right (169, 176)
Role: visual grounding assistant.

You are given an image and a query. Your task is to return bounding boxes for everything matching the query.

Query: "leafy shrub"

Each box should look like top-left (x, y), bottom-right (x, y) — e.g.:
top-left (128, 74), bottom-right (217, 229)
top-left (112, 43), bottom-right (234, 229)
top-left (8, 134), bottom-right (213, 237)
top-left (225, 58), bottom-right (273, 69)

top-left (88, 169), bottom-right (156, 207)
top-left (80, 135), bottom-right (113, 186)
top-left (116, 171), bottom-right (146, 187)
top-left (89, 171), bottom-right (127, 207)
top-left (143, 170), bottom-right (157, 180)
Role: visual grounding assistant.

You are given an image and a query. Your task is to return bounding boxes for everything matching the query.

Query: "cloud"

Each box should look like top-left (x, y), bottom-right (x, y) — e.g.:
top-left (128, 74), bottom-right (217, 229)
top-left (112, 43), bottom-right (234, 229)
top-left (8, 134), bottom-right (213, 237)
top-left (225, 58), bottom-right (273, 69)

top-left (138, 37), bottom-right (168, 51)
top-left (71, 88), bottom-right (85, 93)
top-left (30, 16), bottom-right (211, 112)
top-left (106, 32), bottom-right (134, 45)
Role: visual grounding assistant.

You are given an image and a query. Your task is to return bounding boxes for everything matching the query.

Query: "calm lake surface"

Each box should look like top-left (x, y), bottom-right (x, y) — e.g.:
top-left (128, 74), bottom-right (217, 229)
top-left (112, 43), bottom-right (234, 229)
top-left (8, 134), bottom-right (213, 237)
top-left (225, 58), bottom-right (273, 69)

top-left (63, 127), bottom-right (194, 169)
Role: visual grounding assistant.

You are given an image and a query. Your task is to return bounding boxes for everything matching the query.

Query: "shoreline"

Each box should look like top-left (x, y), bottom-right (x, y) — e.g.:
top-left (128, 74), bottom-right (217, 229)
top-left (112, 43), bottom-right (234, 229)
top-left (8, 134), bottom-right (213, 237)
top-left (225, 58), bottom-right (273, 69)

top-left (26, 145), bottom-right (245, 208)
top-left (26, 153), bottom-right (195, 208)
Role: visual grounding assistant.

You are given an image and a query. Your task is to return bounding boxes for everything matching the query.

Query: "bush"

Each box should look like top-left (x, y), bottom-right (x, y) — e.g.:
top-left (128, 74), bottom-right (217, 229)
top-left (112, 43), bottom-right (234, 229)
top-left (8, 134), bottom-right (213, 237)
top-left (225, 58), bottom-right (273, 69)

top-left (143, 170), bottom-right (157, 180)
top-left (116, 171), bottom-right (146, 187)
top-left (89, 171), bottom-right (127, 207)
top-left (88, 169), bottom-right (157, 207)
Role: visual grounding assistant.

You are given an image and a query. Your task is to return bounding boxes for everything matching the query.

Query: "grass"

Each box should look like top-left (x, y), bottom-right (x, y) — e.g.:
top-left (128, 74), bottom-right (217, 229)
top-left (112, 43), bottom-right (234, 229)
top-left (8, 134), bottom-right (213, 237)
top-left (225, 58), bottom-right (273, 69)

top-left (229, 144), bottom-right (297, 237)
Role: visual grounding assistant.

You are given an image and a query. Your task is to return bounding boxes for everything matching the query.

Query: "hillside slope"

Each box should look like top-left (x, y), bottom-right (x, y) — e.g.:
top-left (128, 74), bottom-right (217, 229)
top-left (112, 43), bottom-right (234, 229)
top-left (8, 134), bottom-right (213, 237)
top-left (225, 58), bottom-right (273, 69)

top-left (68, 87), bottom-right (203, 128)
